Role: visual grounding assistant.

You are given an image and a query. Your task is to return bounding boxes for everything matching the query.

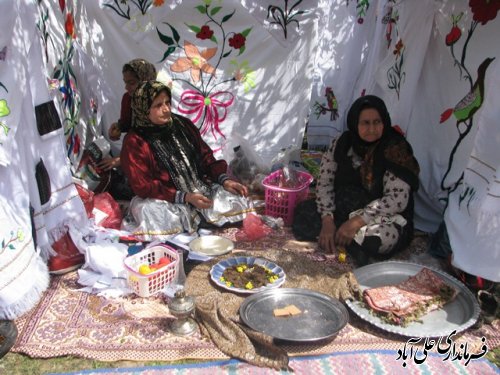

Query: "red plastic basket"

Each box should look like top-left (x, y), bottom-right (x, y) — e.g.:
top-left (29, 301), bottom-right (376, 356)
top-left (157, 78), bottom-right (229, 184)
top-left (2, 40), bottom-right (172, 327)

top-left (124, 244), bottom-right (179, 297)
top-left (262, 169), bottom-right (313, 225)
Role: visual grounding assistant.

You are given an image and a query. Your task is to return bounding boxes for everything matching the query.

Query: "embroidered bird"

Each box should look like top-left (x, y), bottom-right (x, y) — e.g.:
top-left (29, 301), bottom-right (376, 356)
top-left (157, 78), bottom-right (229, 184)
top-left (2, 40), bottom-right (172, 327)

top-left (325, 87), bottom-right (339, 121)
top-left (440, 57), bottom-right (495, 125)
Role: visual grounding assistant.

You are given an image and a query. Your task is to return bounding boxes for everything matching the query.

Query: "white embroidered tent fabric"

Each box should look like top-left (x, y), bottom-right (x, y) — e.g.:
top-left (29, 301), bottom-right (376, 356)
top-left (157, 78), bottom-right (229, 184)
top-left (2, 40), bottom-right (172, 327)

top-left (308, 0), bottom-right (500, 281)
top-left (0, 0), bottom-right (499, 322)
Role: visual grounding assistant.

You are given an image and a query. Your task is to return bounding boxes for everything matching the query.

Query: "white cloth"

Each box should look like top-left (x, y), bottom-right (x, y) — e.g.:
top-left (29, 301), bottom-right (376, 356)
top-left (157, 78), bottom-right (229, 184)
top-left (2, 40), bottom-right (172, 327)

top-left (445, 59), bottom-right (500, 282)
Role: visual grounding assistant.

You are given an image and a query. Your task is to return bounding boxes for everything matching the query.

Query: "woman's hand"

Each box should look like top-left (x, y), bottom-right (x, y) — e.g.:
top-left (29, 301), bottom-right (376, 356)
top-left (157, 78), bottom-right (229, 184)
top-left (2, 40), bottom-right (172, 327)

top-left (335, 216), bottom-right (366, 247)
top-left (319, 215), bottom-right (337, 253)
top-left (108, 122), bottom-right (121, 141)
top-left (223, 179), bottom-right (248, 197)
top-left (97, 157), bottom-right (121, 172)
top-left (185, 192), bottom-right (213, 209)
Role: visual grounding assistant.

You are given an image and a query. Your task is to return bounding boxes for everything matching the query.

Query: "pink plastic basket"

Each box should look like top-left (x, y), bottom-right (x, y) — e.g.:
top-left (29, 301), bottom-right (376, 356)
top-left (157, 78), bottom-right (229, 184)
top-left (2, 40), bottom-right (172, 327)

top-left (262, 169), bottom-right (314, 226)
top-left (124, 243), bottom-right (179, 297)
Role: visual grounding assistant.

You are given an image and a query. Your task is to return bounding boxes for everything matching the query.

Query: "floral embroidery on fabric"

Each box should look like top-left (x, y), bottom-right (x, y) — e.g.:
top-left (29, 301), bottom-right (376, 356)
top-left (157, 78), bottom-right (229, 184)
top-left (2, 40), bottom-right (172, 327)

top-left (313, 87), bottom-right (339, 122)
top-left (349, 0), bottom-right (370, 24)
top-left (382, 0), bottom-right (398, 49)
top-left (1, 229), bottom-right (24, 253)
top-left (387, 39), bottom-right (406, 99)
top-left (0, 99), bottom-right (10, 145)
top-left (36, 4), bottom-right (52, 62)
top-left (102, 0), bottom-right (154, 20)
top-left (266, 0), bottom-right (307, 39)
top-left (438, 0), bottom-right (498, 208)
top-left (157, 0), bottom-right (256, 142)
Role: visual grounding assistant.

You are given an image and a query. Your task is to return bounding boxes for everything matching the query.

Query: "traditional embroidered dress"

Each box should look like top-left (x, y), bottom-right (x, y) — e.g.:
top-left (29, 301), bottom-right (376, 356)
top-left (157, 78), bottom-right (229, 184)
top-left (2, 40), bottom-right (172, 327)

top-left (121, 81), bottom-right (249, 240)
top-left (316, 95), bottom-right (420, 258)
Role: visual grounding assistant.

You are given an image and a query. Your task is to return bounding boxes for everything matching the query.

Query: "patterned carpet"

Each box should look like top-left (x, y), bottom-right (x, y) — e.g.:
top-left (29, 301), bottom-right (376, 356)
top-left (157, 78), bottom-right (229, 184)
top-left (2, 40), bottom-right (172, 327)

top-left (50, 351), bottom-right (499, 375)
top-left (12, 228), bottom-right (500, 366)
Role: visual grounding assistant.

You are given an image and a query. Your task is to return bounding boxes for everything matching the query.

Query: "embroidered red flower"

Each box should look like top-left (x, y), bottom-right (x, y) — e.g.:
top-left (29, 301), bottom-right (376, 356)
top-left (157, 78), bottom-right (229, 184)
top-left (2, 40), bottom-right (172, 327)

top-left (393, 39), bottom-right (404, 57)
top-left (153, 0), bottom-right (165, 6)
top-left (228, 33), bottom-right (246, 49)
top-left (446, 26), bottom-right (461, 46)
top-left (196, 25), bottom-right (214, 40)
top-left (65, 13), bottom-right (76, 39)
top-left (469, 0), bottom-right (500, 25)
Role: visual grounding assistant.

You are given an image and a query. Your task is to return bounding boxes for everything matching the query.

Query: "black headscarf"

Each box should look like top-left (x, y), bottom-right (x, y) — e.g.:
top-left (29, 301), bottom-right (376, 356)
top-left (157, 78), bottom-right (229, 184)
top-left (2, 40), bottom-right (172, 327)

top-left (335, 95), bottom-right (420, 194)
top-left (131, 80), bottom-right (211, 195)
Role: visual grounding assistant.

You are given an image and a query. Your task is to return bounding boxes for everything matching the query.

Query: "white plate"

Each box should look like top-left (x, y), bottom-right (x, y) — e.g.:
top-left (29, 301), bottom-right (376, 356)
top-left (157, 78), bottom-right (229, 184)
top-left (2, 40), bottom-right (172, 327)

top-left (210, 256), bottom-right (286, 294)
top-left (189, 235), bottom-right (234, 256)
top-left (345, 261), bottom-right (480, 338)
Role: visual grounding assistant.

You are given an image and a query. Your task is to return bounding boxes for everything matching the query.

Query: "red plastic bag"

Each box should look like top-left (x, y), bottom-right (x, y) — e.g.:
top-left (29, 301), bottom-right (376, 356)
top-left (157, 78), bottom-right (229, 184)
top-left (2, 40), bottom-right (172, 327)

top-left (74, 183), bottom-right (94, 218)
top-left (92, 192), bottom-right (122, 229)
top-left (235, 213), bottom-right (272, 241)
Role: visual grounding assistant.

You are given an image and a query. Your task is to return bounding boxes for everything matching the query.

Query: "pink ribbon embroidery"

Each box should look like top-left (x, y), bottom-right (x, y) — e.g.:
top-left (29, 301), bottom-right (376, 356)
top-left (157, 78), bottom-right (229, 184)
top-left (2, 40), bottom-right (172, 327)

top-left (177, 90), bottom-right (234, 140)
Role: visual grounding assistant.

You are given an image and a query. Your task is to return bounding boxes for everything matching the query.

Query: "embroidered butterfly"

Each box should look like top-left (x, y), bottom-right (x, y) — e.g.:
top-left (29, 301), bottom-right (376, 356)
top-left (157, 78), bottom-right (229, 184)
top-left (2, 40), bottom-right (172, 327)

top-left (0, 46), bottom-right (6, 61)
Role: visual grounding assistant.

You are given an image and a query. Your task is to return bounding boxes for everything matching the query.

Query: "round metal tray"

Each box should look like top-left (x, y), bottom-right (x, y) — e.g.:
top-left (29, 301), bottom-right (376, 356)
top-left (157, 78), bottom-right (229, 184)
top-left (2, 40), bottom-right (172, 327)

top-left (240, 288), bottom-right (349, 342)
top-left (189, 235), bottom-right (234, 256)
top-left (345, 261), bottom-right (480, 338)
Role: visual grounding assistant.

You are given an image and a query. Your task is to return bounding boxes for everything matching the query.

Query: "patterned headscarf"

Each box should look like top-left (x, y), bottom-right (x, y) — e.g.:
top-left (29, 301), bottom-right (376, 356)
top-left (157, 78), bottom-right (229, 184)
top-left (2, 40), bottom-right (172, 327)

top-left (335, 95), bottom-right (420, 192)
top-left (123, 58), bottom-right (157, 82)
top-left (131, 80), bottom-right (171, 129)
top-left (131, 80), bottom-right (211, 195)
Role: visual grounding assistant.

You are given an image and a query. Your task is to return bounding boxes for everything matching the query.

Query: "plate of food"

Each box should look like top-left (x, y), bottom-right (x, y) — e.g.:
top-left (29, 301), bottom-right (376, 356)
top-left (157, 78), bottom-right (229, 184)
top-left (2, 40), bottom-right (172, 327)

top-left (345, 261), bottom-right (480, 338)
top-left (210, 256), bottom-right (286, 294)
top-left (189, 235), bottom-right (234, 257)
top-left (240, 288), bottom-right (349, 342)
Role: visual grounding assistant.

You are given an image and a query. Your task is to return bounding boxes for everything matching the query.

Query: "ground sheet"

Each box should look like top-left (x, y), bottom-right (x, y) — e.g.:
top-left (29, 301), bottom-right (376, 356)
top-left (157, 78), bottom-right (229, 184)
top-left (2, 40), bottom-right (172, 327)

top-left (11, 228), bottom-right (500, 371)
top-left (50, 351), bottom-right (499, 375)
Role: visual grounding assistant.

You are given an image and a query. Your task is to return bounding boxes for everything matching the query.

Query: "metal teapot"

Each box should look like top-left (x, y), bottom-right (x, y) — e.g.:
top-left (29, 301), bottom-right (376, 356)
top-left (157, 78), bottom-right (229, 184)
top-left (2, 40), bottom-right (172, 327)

top-left (168, 288), bottom-right (197, 336)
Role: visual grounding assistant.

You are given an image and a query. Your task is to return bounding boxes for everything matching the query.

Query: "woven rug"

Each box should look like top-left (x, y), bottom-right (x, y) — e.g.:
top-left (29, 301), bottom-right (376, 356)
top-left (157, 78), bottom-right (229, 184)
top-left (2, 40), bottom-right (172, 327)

top-left (12, 228), bottom-right (500, 362)
top-left (49, 351), bottom-right (499, 375)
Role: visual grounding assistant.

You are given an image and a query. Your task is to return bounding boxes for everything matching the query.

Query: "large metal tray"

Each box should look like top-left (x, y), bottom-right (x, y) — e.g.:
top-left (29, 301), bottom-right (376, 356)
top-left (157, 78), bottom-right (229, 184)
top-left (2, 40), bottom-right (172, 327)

top-left (345, 261), bottom-right (480, 338)
top-left (239, 288), bottom-right (349, 342)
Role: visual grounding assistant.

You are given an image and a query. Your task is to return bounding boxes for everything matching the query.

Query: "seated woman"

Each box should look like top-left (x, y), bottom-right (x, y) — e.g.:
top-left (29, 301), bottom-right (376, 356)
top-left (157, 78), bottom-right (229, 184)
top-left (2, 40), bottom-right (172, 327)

top-left (316, 95), bottom-right (420, 266)
top-left (120, 80), bottom-right (250, 240)
top-left (97, 59), bottom-right (158, 200)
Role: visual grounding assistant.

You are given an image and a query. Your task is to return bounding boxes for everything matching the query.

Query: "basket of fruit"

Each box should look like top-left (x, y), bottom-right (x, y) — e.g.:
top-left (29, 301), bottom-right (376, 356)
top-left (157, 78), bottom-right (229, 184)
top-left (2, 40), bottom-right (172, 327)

top-left (123, 243), bottom-right (179, 297)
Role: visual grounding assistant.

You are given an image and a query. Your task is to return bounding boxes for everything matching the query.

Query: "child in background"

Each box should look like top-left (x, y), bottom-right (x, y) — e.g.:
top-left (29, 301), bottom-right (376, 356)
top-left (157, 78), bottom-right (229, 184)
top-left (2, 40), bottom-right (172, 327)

top-left (97, 59), bottom-right (157, 199)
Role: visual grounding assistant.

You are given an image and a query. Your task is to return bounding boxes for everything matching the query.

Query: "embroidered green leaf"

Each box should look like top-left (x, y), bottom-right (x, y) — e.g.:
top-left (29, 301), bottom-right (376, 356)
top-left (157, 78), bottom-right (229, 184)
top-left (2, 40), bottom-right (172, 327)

top-left (9, 244), bottom-right (15, 250)
top-left (238, 45), bottom-right (246, 56)
top-left (159, 46), bottom-right (176, 62)
top-left (53, 68), bottom-right (62, 80)
top-left (186, 24), bottom-right (201, 33)
top-left (241, 28), bottom-right (252, 38)
top-left (195, 5), bottom-right (206, 14)
top-left (157, 27), bottom-right (174, 46)
top-left (210, 35), bottom-right (218, 43)
top-left (222, 10), bottom-right (235, 23)
top-left (0, 122), bottom-right (9, 136)
top-left (1, 239), bottom-right (4, 248)
top-left (222, 50), bottom-right (231, 58)
top-left (210, 6), bottom-right (222, 16)
top-left (167, 23), bottom-right (181, 43)
top-left (0, 99), bottom-right (10, 117)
